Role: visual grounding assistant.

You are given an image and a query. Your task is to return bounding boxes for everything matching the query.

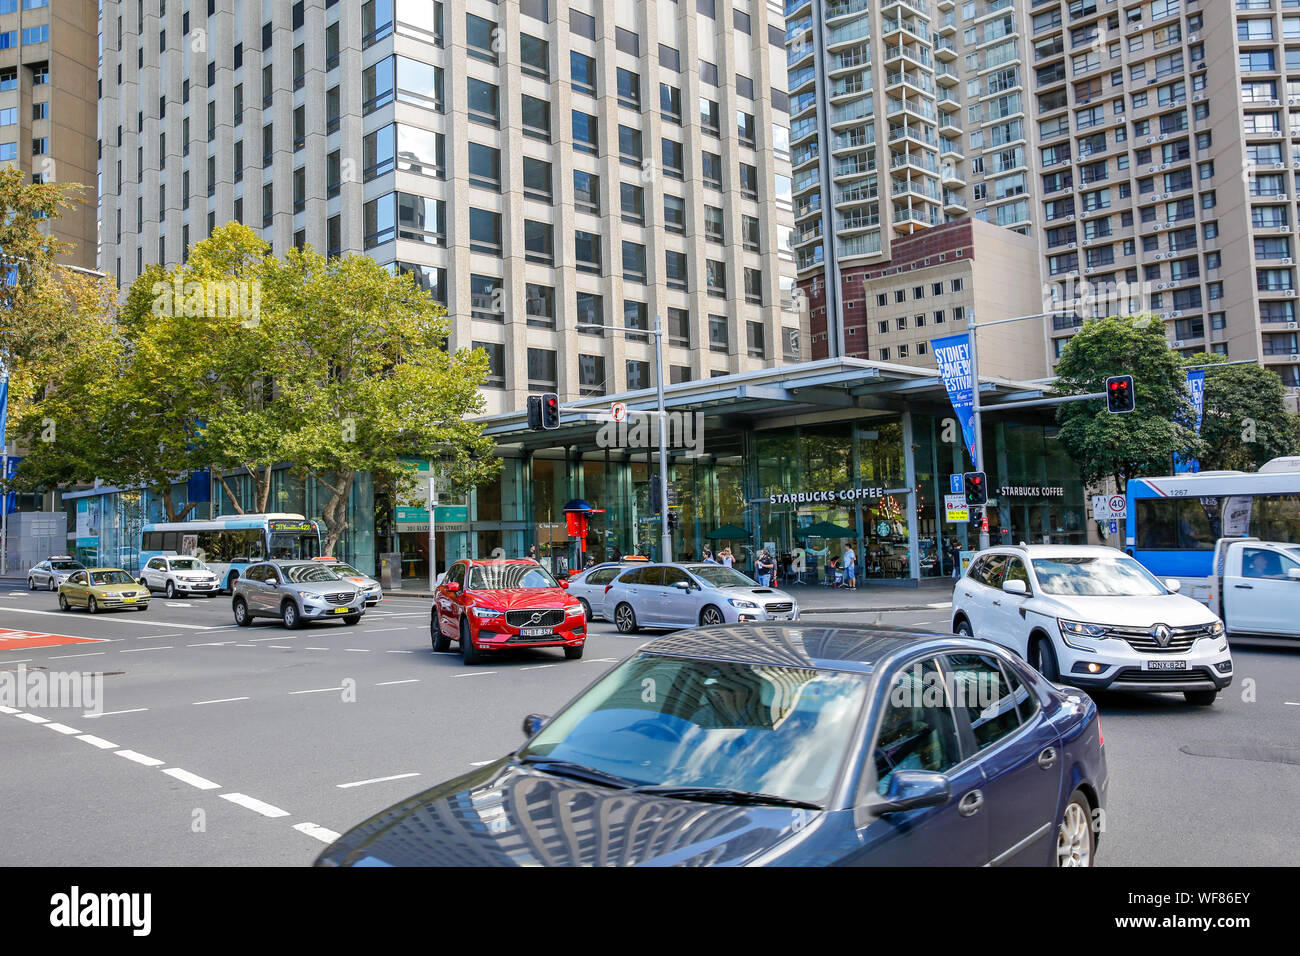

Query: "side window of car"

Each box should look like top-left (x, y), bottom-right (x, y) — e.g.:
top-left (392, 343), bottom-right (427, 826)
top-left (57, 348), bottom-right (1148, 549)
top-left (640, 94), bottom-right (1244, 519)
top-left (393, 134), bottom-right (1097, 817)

top-left (965, 556), bottom-right (985, 582)
top-left (617, 568), bottom-right (643, 585)
top-left (874, 657), bottom-right (962, 796)
top-left (591, 568), bottom-right (618, 585)
top-left (1241, 548), bottom-right (1292, 580)
top-left (1003, 558), bottom-right (1031, 593)
top-left (945, 653), bottom-right (1026, 751)
top-left (71, 572), bottom-right (87, 585)
top-left (977, 554), bottom-right (1009, 589)
top-left (1001, 659), bottom-right (1040, 724)
top-left (447, 563), bottom-right (465, 587)
top-left (662, 567), bottom-right (690, 588)
top-left (244, 565), bottom-right (265, 583)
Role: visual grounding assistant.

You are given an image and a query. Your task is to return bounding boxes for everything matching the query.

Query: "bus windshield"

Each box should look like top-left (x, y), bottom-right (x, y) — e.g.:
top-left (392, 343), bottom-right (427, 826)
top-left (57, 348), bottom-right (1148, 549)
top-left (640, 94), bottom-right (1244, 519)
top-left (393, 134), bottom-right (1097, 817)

top-left (268, 533), bottom-right (322, 560)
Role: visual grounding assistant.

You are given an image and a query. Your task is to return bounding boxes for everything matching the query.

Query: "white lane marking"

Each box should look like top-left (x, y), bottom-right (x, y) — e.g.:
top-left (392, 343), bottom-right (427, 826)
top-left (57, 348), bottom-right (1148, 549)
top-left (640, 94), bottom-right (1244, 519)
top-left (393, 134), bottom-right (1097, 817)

top-left (162, 767), bottom-right (221, 790)
top-left (165, 602), bottom-right (192, 607)
top-left (116, 749), bottom-right (165, 767)
top-left (371, 612), bottom-right (425, 618)
top-left (267, 645), bottom-right (293, 649)
top-left (520, 664), bottom-right (557, 671)
top-left (0, 658), bottom-right (34, 664)
top-left (469, 760), bottom-right (496, 767)
top-left (376, 679), bottom-right (420, 686)
top-left (133, 633), bottom-right (180, 640)
top-left (0, 606), bottom-right (213, 628)
top-left (76, 734), bottom-right (118, 749)
top-left (289, 686), bottom-right (345, 695)
top-left (234, 644), bottom-right (256, 647)
top-left (385, 650), bottom-right (414, 654)
top-left (220, 792), bottom-right (290, 817)
top-left (305, 647), bottom-right (330, 651)
top-left (83, 708), bottom-right (149, 718)
top-left (44, 722), bottom-right (81, 735)
top-left (120, 646), bottom-right (174, 653)
top-left (363, 627), bottom-right (405, 633)
top-left (192, 697), bottom-right (250, 706)
top-left (293, 822), bottom-right (341, 844)
top-left (336, 772), bottom-right (420, 789)
top-left (0, 704), bottom-right (18, 714)
top-left (452, 670), bottom-right (498, 677)
top-left (1285, 701), bottom-right (1300, 706)
top-left (344, 648), bottom-right (370, 653)
top-left (187, 642), bottom-right (232, 647)
top-left (48, 652), bottom-right (106, 660)
top-left (15, 713), bottom-right (48, 723)
top-left (585, 658), bottom-right (620, 663)
top-left (249, 635), bottom-right (299, 642)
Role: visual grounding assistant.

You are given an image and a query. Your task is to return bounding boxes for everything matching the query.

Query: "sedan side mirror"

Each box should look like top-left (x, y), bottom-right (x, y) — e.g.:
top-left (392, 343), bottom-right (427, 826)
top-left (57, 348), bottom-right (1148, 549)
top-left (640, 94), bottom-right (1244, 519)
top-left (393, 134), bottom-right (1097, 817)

top-left (1003, 579), bottom-right (1028, 596)
top-left (444, 582), bottom-right (460, 592)
top-left (559, 580), bottom-right (569, 589)
top-left (1164, 579), bottom-right (1182, 593)
top-left (675, 580), bottom-right (693, 590)
top-left (267, 578), bottom-right (279, 587)
top-left (866, 770), bottom-right (952, 818)
top-left (522, 713), bottom-right (549, 738)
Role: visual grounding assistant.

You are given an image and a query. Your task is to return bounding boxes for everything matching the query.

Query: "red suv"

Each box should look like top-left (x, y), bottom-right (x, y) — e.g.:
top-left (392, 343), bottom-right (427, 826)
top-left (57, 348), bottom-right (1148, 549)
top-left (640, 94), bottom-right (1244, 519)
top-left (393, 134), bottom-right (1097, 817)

top-left (431, 560), bottom-right (587, 665)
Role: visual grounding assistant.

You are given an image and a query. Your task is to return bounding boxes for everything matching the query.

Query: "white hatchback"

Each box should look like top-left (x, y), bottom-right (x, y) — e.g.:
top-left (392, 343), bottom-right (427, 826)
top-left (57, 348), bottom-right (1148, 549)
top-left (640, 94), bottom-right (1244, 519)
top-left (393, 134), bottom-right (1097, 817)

top-left (951, 545), bottom-right (1232, 706)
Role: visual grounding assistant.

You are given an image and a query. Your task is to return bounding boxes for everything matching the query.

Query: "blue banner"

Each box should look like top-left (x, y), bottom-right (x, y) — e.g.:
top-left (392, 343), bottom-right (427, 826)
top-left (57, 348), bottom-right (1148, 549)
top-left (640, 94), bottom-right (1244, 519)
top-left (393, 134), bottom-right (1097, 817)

top-left (1173, 368), bottom-right (1205, 474)
top-left (931, 333), bottom-right (979, 468)
top-left (0, 360), bottom-right (8, 450)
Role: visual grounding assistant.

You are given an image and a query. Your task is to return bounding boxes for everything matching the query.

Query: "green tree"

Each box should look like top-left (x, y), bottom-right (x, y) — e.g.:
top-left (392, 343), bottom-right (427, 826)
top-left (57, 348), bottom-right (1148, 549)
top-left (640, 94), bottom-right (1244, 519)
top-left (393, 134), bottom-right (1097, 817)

top-left (1182, 353), bottom-right (1300, 471)
top-left (260, 247), bottom-right (500, 555)
top-left (1054, 314), bottom-right (1204, 490)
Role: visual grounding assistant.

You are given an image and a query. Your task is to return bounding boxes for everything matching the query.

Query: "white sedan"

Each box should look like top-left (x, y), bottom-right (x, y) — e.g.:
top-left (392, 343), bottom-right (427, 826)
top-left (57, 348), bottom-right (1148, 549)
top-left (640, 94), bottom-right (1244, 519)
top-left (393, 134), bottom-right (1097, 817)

top-left (951, 545), bottom-right (1232, 706)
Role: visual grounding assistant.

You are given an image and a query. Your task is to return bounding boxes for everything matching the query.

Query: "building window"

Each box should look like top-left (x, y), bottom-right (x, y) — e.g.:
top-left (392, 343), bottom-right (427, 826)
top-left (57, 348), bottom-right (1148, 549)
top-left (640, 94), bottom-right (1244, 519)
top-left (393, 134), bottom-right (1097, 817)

top-left (523, 156), bottom-right (552, 203)
top-left (470, 274), bottom-right (504, 322)
top-left (666, 250), bottom-right (688, 290)
top-left (668, 307), bottom-right (690, 347)
top-left (522, 95), bottom-right (551, 139)
top-left (708, 314), bottom-right (729, 353)
top-left (467, 78), bottom-right (499, 126)
top-left (575, 230), bottom-right (602, 273)
top-left (747, 321), bottom-right (764, 358)
top-left (524, 220), bottom-right (554, 264)
top-left (473, 342), bottom-right (506, 388)
top-left (572, 111), bottom-right (598, 153)
top-left (578, 354), bottom-right (607, 396)
top-left (468, 142), bottom-right (501, 191)
top-left (622, 241), bottom-right (647, 282)
top-left (469, 208), bottom-right (502, 255)
top-left (576, 292), bottom-right (604, 334)
top-left (527, 348), bottom-right (558, 390)
top-left (526, 283), bottom-right (555, 328)
top-left (573, 170), bottom-right (600, 215)
top-left (706, 260), bottom-right (727, 297)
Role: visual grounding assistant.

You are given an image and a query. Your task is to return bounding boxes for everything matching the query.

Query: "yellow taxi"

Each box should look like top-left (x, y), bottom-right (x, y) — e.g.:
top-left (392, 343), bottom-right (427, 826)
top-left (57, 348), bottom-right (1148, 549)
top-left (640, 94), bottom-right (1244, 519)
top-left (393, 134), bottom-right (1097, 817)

top-left (58, 568), bottom-right (152, 614)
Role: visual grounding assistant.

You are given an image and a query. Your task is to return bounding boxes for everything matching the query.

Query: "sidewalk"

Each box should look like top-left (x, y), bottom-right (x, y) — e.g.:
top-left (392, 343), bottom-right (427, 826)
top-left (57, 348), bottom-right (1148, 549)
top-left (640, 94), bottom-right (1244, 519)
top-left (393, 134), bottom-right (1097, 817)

top-left (382, 577), bottom-right (956, 613)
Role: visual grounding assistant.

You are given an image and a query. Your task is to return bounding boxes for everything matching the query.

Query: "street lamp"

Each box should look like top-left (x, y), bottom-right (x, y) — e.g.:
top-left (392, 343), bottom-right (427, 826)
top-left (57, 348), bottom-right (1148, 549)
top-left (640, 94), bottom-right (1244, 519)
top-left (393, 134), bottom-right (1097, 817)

top-left (573, 313), bottom-right (672, 563)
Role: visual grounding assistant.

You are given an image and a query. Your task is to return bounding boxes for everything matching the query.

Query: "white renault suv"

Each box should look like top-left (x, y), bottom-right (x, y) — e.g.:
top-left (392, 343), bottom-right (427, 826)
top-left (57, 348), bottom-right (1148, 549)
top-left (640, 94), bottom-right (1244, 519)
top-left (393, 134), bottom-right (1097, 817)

top-left (951, 545), bottom-right (1231, 706)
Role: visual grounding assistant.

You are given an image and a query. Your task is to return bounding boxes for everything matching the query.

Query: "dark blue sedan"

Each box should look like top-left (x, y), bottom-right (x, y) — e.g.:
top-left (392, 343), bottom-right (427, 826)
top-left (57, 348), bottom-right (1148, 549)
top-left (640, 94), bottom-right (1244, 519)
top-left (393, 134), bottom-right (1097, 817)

top-left (315, 625), bottom-right (1108, 867)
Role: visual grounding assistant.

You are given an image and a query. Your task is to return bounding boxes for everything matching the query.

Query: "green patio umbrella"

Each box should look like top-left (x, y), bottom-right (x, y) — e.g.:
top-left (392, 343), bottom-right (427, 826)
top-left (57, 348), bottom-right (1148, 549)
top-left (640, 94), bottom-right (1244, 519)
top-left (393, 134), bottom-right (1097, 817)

top-left (799, 521), bottom-right (856, 539)
top-left (706, 523), bottom-right (750, 540)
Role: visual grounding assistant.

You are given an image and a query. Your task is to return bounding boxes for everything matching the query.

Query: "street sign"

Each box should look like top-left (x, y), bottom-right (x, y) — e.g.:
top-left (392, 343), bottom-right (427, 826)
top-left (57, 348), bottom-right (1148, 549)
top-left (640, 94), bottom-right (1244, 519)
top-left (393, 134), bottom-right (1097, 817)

top-left (611, 401), bottom-right (628, 423)
top-left (944, 493), bottom-right (969, 522)
top-left (1109, 519), bottom-right (1118, 534)
top-left (949, 474), bottom-right (963, 495)
top-left (1091, 494), bottom-right (1128, 521)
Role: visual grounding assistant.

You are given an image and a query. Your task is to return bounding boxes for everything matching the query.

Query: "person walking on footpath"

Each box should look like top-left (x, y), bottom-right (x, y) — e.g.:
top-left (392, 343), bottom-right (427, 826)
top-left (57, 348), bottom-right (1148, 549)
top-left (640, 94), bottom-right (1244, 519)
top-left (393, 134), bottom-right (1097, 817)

top-left (842, 543), bottom-right (857, 590)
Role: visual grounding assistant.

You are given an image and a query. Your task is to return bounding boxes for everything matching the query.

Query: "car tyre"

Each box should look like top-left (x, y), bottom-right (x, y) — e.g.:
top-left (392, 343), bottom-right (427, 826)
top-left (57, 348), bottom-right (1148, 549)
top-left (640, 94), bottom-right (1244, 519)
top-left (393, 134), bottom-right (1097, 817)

top-left (225, 571), bottom-right (239, 595)
top-left (460, 617), bottom-right (482, 665)
top-left (27, 577), bottom-right (35, 590)
top-left (233, 598), bottom-right (252, 627)
top-left (1030, 635), bottom-right (1061, 682)
top-left (578, 598), bottom-right (592, 620)
top-left (165, 581), bottom-right (176, 599)
top-left (1056, 790), bottom-right (1094, 867)
top-left (281, 600), bottom-right (301, 630)
top-left (700, 605), bottom-right (725, 626)
top-left (431, 616), bottom-right (451, 652)
top-left (87, 596), bottom-right (99, 615)
top-left (47, 577), bottom-right (56, 592)
top-left (343, 613), bottom-right (362, 625)
top-left (564, 643), bottom-right (584, 660)
top-left (1183, 689), bottom-right (1217, 706)
top-left (954, 617), bottom-right (972, 638)
top-left (614, 602), bottom-right (638, 634)
top-left (58, 593), bottom-right (69, 612)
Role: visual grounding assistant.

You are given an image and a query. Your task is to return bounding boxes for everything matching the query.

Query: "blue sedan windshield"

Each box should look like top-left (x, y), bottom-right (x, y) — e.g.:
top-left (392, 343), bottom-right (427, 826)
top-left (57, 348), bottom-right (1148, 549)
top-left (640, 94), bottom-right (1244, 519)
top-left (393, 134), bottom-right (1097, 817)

top-left (521, 655), bottom-right (868, 806)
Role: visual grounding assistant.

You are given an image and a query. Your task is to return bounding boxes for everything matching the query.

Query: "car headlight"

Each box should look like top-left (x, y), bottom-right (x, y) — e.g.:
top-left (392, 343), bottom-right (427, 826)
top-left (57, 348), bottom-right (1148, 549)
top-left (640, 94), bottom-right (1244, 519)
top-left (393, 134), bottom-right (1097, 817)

top-left (473, 607), bottom-right (504, 619)
top-left (728, 598), bottom-right (759, 609)
top-left (1205, 620), bottom-right (1225, 637)
top-left (1058, 619), bottom-right (1108, 640)
top-left (565, 605), bottom-right (584, 616)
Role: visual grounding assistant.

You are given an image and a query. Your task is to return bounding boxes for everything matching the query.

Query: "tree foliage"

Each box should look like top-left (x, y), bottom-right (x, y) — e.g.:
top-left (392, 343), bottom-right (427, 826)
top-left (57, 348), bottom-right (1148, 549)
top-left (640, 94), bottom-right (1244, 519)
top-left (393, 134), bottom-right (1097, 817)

top-left (1183, 353), bottom-right (1300, 471)
top-left (1054, 314), bottom-right (1205, 490)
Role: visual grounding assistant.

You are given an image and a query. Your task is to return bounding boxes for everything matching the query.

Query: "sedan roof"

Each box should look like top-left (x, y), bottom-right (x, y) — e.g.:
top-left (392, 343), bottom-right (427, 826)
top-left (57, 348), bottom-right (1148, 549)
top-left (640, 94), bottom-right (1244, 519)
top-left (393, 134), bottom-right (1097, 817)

top-left (981, 545), bottom-right (1130, 559)
top-left (637, 624), bottom-right (977, 676)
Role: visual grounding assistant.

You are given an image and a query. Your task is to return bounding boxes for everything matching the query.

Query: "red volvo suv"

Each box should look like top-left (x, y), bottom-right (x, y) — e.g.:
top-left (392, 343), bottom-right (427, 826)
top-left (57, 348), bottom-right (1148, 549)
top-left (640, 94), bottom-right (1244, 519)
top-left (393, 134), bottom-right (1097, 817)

top-left (431, 559), bottom-right (587, 665)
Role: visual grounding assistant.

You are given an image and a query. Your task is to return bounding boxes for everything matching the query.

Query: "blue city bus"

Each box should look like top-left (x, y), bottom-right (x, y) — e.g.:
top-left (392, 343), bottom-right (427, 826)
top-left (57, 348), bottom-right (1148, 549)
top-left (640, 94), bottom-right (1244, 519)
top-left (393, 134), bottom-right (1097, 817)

top-left (1126, 463), bottom-right (1300, 605)
top-left (140, 513), bottom-right (324, 591)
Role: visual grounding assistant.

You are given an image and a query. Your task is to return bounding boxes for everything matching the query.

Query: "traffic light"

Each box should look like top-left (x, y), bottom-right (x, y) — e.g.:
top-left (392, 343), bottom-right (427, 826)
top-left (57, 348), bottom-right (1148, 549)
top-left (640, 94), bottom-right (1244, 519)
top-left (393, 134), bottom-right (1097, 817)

top-left (649, 473), bottom-right (662, 512)
top-left (963, 471), bottom-right (988, 506)
top-left (1105, 375), bottom-right (1135, 414)
top-left (526, 395), bottom-right (543, 430)
top-left (667, 511), bottom-right (679, 531)
top-left (540, 392), bottom-right (561, 429)
top-left (967, 507), bottom-right (984, 536)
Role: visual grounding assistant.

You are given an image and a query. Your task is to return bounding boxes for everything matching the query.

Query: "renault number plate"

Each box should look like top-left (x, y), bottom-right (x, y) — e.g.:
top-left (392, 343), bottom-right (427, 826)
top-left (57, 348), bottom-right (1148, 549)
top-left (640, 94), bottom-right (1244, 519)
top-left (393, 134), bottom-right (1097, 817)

top-left (1146, 660), bottom-right (1186, 670)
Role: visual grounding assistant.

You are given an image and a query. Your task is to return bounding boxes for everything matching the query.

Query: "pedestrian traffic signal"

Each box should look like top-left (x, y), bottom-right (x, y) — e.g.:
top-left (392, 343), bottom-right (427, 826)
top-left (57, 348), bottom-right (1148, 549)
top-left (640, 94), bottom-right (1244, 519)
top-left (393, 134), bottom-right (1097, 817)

top-left (967, 507), bottom-right (984, 535)
top-left (1105, 375), bottom-right (1135, 414)
top-left (667, 510), bottom-right (679, 531)
top-left (649, 473), bottom-right (662, 511)
top-left (540, 392), bottom-right (561, 429)
top-left (526, 395), bottom-right (543, 430)
top-left (963, 471), bottom-right (988, 506)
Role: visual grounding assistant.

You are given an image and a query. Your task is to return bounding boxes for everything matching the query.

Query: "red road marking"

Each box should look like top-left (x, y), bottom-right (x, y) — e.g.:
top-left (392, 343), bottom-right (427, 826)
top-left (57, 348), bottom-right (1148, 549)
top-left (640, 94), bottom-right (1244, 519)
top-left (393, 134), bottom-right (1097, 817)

top-left (0, 628), bottom-right (105, 651)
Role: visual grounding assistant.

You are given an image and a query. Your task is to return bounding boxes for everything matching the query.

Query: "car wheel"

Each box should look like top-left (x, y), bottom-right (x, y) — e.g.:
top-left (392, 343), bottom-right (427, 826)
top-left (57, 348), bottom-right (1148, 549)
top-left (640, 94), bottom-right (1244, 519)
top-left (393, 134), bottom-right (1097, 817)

top-left (165, 581), bottom-right (176, 599)
top-left (27, 577), bottom-right (35, 591)
top-left (58, 593), bottom-right (69, 612)
top-left (233, 598), bottom-right (251, 626)
top-left (460, 617), bottom-right (482, 665)
top-left (87, 596), bottom-right (99, 615)
top-left (614, 602), bottom-right (638, 634)
top-left (564, 643), bottom-right (584, 660)
top-left (281, 601), bottom-right (301, 630)
top-left (700, 605), bottom-right (725, 626)
top-left (1184, 689), bottom-right (1218, 706)
top-left (431, 616), bottom-right (451, 652)
top-left (578, 598), bottom-right (592, 620)
top-left (1056, 790), bottom-right (1094, 867)
top-left (954, 617), bottom-right (973, 638)
top-left (225, 571), bottom-right (239, 595)
top-left (1030, 635), bottom-right (1060, 682)
top-left (48, 577), bottom-right (56, 591)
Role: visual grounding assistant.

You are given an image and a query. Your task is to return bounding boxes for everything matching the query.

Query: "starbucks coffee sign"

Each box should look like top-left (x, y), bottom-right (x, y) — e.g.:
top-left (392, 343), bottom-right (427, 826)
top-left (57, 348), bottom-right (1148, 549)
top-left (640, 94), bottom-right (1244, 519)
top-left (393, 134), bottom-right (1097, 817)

top-left (768, 487), bottom-right (886, 505)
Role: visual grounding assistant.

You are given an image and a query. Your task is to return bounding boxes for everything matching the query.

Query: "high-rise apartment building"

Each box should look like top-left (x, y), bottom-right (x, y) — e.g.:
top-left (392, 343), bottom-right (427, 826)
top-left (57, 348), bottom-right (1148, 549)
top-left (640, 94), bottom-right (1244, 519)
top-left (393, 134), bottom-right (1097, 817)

top-left (0, 0), bottom-right (98, 270)
top-left (97, 0), bottom-right (802, 412)
top-left (789, 0), bottom-right (1300, 398)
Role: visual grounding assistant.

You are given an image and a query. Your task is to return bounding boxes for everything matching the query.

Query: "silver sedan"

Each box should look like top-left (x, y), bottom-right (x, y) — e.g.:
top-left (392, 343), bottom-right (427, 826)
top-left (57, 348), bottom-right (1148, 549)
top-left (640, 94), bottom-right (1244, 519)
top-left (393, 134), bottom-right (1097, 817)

top-left (604, 563), bottom-right (800, 632)
top-left (28, 558), bottom-right (86, 591)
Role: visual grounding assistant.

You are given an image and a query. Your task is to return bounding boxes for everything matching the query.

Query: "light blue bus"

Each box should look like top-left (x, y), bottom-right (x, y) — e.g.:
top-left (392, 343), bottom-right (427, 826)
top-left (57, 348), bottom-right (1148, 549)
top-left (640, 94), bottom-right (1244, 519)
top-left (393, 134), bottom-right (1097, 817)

top-left (140, 513), bottom-right (324, 592)
top-left (1126, 460), bottom-right (1300, 605)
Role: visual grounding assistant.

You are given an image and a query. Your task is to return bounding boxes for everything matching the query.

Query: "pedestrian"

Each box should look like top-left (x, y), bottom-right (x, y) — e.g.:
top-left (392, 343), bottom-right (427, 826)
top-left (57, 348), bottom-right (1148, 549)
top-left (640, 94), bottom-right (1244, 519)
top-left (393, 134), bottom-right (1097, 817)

top-left (842, 543), bottom-right (857, 590)
top-left (756, 550), bottom-right (775, 587)
top-left (719, 548), bottom-right (734, 568)
top-left (524, 543), bottom-right (538, 562)
top-left (950, 539), bottom-right (963, 580)
top-left (702, 548), bottom-right (716, 563)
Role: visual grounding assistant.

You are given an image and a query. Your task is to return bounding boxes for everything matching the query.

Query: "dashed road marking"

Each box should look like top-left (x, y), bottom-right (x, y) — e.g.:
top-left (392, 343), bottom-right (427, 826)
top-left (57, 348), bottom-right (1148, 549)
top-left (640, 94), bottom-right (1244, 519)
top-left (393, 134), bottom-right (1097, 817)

top-left (305, 647), bottom-right (330, 651)
top-left (344, 648), bottom-right (371, 653)
top-left (0, 607), bottom-right (213, 629)
top-left (363, 627), bottom-right (405, 633)
top-left (120, 646), bottom-right (174, 653)
top-left (289, 686), bottom-right (345, 695)
top-left (293, 822), bottom-right (341, 844)
top-left (162, 767), bottom-right (221, 790)
top-left (84, 708), bottom-right (149, 718)
top-left (249, 635), bottom-right (298, 642)
top-left (267, 645), bottom-right (293, 649)
top-left (520, 664), bottom-right (557, 671)
top-left (336, 772), bottom-right (420, 789)
top-left (116, 749), bottom-right (165, 767)
top-left (453, 670), bottom-right (498, 677)
top-left (0, 705), bottom-right (18, 714)
top-left (48, 652), bottom-right (107, 660)
top-left (15, 713), bottom-right (48, 723)
top-left (43, 722), bottom-right (81, 735)
top-left (220, 792), bottom-right (290, 818)
top-left (76, 734), bottom-right (118, 749)
top-left (376, 679), bottom-right (420, 686)
top-left (193, 697), bottom-right (250, 706)
top-left (469, 760), bottom-right (496, 767)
